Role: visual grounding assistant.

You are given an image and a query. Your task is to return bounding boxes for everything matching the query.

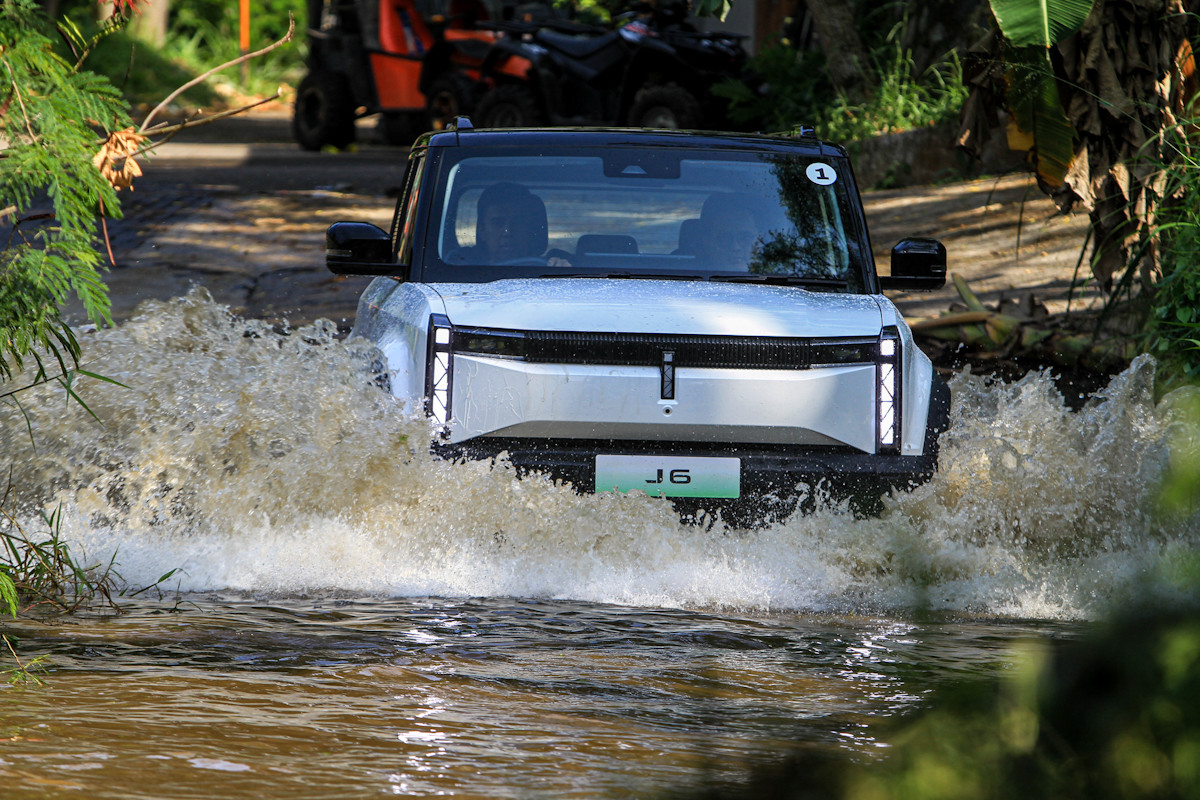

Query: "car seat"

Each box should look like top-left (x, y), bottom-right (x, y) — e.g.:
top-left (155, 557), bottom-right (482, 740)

top-left (673, 218), bottom-right (703, 255)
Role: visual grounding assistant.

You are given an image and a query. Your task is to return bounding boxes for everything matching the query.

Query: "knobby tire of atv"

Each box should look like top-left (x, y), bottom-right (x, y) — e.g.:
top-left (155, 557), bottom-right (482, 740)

top-left (474, 85), bottom-right (544, 129)
top-left (294, 70), bottom-right (357, 151)
top-left (628, 83), bottom-right (702, 130)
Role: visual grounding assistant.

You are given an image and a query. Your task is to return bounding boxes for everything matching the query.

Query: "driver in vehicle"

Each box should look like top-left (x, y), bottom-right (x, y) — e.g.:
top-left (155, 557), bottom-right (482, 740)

top-left (451, 182), bottom-right (570, 266)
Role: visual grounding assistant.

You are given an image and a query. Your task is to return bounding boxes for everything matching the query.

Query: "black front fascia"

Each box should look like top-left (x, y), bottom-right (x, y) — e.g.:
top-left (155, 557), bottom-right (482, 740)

top-left (435, 437), bottom-right (939, 499)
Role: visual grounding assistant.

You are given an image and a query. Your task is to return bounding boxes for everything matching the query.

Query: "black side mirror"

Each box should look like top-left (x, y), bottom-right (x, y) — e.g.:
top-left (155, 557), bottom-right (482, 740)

top-left (326, 222), bottom-right (402, 276)
top-left (880, 237), bottom-right (947, 291)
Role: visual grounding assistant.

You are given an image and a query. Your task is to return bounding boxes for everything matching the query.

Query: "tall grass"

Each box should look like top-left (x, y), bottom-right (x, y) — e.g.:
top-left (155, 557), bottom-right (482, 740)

top-left (0, 476), bottom-right (120, 685)
top-left (1, 477), bottom-right (120, 617)
top-left (717, 36), bottom-right (967, 144)
top-left (816, 42), bottom-right (969, 143)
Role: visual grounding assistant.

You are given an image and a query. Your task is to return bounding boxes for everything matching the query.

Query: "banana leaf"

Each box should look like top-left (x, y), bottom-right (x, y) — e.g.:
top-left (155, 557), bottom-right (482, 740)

top-left (1005, 46), bottom-right (1076, 188)
top-left (989, 0), bottom-right (1095, 48)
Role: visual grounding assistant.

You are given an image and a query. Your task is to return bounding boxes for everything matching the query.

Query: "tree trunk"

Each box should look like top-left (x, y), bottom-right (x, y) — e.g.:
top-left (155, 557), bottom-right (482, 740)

top-left (806, 1), bottom-right (872, 99)
top-left (126, 0), bottom-right (169, 47)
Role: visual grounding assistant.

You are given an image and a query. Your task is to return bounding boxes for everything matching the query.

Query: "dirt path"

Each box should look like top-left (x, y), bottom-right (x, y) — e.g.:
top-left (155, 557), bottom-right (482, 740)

top-left (868, 173), bottom-right (1097, 320)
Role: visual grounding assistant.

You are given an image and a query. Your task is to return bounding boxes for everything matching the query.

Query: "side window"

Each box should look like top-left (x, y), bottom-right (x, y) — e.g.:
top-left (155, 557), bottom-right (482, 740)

top-left (393, 154), bottom-right (426, 265)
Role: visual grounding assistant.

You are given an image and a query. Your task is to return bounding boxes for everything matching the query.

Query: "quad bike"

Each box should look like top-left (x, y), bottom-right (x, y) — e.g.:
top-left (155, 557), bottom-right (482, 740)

top-left (294, 0), bottom-right (557, 149)
top-left (471, 4), bottom-right (752, 130)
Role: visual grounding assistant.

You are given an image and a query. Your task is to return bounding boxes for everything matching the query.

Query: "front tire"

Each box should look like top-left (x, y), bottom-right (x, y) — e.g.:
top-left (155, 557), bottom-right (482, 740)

top-left (293, 70), bottom-right (357, 150)
top-left (628, 83), bottom-right (702, 129)
top-left (473, 84), bottom-right (544, 128)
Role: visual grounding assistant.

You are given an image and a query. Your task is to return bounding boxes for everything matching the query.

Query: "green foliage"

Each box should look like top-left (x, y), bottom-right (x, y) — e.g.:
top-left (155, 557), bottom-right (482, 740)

top-left (981, 0), bottom-right (1083, 190)
top-left (0, 569), bottom-right (16, 617)
top-left (0, 0), bottom-right (131, 382)
top-left (691, 0), bottom-right (730, 21)
top-left (82, 29), bottom-right (218, 108)
top-left (1140, 98), bottom-right (1200, 389)
top-left (554, 0), bottom-right (612, 26)
top-left (1159, 390), bottom-right (1200, 517)
top-left (1003, 44), bottom-right (1075, 186)
top-left (718, 26), bottom-right (967, 144)
top-left (0, 495), bottom-right (119, 614)
top-left (712, 44), bottom-right (831, 133)
top-left (165, 0), bottom-right (302, 96)
top-left (0, 634), bottom-right (47, 686)
top-left (816, 42), bottom-right (968, 143)
top-left (171, 0), bottom-right (295, 45)
top-left (989, 0), bottom-right (1095, 48)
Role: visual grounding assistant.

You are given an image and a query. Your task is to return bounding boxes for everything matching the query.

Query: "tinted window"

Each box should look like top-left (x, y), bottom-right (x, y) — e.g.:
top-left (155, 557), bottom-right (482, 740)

top-left (421, 146), bottom-right (867, 291)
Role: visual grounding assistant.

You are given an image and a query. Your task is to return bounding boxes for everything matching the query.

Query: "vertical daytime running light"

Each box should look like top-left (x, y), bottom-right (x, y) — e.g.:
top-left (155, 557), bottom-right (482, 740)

top-left (877, 328), bottom-right (901, 453)
top-left (425, 314), bottom-right (453, 427)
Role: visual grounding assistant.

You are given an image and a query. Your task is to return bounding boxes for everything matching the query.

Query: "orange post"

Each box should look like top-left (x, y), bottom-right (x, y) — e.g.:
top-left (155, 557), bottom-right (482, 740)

top-left (240, 0), bottom-right (251, 84)
top-left (239, 0), bottom-right (251, 51)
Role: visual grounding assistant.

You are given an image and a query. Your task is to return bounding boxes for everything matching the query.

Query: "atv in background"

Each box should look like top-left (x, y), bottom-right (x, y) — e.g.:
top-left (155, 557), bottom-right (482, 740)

top-left (294, 0), bottom-right (558, 150)
top-left (471, 2), bottom-right (751, 130)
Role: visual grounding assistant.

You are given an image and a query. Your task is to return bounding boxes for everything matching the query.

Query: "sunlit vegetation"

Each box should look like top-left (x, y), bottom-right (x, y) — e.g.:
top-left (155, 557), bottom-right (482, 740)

top-left (164, 0), bottom-right (301, 100)
top-left (715, 4), bottom-right (969, 140)
top-left (816, 43), bottom-right (968, 143)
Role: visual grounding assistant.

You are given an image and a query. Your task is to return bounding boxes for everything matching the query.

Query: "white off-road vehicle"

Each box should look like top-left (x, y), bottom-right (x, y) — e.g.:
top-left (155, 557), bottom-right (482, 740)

top-left (327, 120), bottom-right (950, 514)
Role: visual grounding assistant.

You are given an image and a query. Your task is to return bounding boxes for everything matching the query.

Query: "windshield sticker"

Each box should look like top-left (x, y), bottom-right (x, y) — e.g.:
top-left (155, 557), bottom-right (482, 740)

top-left (806, 162), bottom-right (838, 185)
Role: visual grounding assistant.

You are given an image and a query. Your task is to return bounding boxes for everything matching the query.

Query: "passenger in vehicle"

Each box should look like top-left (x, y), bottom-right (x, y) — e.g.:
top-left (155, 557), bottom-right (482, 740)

top-left (696, 193), bottom-right (760, 269)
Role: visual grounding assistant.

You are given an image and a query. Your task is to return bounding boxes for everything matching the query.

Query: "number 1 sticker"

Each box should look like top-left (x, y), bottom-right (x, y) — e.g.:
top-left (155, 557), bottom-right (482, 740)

top-left (806, 162), bottom-right (838, 185)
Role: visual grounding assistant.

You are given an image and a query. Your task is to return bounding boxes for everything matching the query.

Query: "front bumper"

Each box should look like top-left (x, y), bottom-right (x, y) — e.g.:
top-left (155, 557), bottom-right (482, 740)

top-left (436, 437), bottom-right (938, 499)
top-left (435, 376), bottom-right (950, 514)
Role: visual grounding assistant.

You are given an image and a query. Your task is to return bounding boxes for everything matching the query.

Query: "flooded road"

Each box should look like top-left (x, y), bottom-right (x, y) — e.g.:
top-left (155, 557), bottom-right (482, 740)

top-left (0, 598), bottom-right (1073, 799)
top-left (2, 291), bottom-right (1197, 797)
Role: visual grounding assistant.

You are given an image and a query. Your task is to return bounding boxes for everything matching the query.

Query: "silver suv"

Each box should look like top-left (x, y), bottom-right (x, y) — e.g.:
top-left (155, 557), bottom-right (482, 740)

top-left (326, 121), bottom-right (950, 516)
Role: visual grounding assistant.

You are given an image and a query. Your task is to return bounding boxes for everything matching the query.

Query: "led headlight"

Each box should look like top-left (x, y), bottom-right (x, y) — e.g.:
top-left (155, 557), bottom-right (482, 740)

top-left (877, 327), bottom-right (902, 454)
top-left (425, 314), bottom-right (453, 426)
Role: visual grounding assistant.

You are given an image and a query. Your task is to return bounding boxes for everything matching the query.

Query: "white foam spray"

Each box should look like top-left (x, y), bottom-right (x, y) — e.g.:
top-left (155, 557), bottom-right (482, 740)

top-left (2, 290), bottom-right (1196, 618)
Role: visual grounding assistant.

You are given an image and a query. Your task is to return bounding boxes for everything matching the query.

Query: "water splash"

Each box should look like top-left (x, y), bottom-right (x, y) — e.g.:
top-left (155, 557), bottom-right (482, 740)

top-left (2, 289), bottom-right (1196, 618)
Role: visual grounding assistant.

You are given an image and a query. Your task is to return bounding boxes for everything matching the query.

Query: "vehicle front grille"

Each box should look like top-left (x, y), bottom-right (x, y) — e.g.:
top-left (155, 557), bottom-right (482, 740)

top-left (453, 328), bottom-right (878, 369)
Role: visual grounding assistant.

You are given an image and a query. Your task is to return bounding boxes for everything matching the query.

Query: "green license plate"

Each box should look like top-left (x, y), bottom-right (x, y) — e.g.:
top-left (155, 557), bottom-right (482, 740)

top-left (595, 455), bottom-right (741, 498)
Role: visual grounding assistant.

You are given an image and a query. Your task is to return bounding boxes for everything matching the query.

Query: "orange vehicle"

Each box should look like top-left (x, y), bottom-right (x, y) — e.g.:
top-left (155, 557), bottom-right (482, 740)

top-left (294, 0), bottom-right (553, 149)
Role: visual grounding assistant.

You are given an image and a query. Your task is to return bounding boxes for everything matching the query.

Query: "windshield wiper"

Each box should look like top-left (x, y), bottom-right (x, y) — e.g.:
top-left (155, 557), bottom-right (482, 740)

top-left (543, 272), bottom-right (706, 280)
top-left (709, 274), bottom-right (849, 289)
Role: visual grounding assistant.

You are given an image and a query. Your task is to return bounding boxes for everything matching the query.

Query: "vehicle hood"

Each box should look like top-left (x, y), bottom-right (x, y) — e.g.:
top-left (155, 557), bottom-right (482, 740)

top-left (430, 279), bottom-right (884, 337)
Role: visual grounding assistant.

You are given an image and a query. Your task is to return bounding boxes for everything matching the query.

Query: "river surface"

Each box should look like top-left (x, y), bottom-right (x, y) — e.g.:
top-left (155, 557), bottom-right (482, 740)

top-left (2, 290), bottom-right (1198, 798)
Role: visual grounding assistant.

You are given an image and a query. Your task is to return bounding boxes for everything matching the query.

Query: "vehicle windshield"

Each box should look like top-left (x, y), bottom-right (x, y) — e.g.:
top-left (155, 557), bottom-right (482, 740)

top-left (421, 145), bottom-right (868, 291)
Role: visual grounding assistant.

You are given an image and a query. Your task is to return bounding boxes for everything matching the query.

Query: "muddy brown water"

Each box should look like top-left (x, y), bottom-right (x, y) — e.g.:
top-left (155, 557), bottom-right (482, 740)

top-left (2, 293), bottom-right (1197, 798)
